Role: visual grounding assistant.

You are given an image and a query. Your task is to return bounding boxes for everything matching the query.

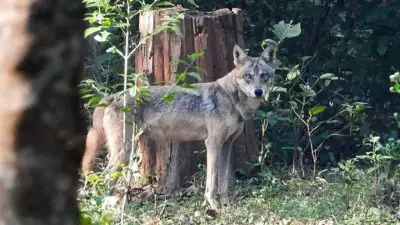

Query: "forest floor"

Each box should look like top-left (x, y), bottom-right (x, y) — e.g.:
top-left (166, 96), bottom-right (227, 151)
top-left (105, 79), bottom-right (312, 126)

top-left (114, 167), bottom-right (400, 225)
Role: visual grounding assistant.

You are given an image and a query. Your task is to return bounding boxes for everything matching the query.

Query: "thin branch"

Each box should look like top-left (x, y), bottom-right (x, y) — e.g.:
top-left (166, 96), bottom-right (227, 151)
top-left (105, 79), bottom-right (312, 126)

top-left (120, 1), bottom-right (131, 224)
top-left (310, 109), bottom-right (348, 134)
top-left (116, 48), bottom-right (125, 58)
top-left (291, 106), bottom-right (308, 127)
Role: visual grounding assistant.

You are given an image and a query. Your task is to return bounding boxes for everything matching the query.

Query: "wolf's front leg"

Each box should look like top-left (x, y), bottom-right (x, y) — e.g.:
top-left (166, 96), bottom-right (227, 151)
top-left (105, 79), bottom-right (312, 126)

top-left (217, 142), bottom-right (233, 208)
top-left (217, 127), bottom-right (243, 209)
top-left (204, 138), bottom-right (222, 210)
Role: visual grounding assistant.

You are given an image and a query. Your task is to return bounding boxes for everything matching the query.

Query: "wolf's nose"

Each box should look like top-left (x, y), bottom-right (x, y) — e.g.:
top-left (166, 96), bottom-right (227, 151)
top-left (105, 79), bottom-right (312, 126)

top-left (254, 89), bottom-right (263, 97)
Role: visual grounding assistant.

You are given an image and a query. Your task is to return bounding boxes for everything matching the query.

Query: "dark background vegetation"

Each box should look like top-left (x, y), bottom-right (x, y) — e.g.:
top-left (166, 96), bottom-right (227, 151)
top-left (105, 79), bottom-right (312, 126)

top-left (170, 0), bottom-right (400, 168)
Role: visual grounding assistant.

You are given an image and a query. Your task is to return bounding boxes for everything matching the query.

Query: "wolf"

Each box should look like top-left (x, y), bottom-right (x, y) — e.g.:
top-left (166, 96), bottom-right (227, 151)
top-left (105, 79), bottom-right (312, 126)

top-left (81, 39), bottom-right (278, 210)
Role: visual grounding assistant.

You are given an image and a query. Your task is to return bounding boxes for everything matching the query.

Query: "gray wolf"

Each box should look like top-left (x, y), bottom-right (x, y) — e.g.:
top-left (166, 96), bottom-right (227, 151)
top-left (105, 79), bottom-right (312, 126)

top-left (81, 39), bottom-right (278, 210)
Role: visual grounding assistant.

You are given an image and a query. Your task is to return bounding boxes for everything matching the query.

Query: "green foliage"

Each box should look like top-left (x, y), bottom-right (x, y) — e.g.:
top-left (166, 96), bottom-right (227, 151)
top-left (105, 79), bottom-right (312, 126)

top-left (160, 51), bottom-right (205, 103)
top-left (79, 170), bottom-right (125, 225)
top-left (390, 71), bottom-right (400, 95)
top-left (270, 20), bottom-right (301, 44)
top-left (182, 0), bottom-right (400, 171)
top-left (357, 136), bottom-right (395, 194)
top-left (81, 0), bottom-right (184, 109)
top-left (358, 136), bottom-right (395, 173)
top-left (254, 20), bottom-right (366, 180)
top-left (337, 158), bottom-right (363, 184)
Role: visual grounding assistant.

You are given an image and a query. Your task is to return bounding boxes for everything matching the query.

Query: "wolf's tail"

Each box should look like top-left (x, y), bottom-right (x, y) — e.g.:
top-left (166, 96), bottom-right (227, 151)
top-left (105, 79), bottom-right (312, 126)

top-left (81, 99), bottom-right (109, 173)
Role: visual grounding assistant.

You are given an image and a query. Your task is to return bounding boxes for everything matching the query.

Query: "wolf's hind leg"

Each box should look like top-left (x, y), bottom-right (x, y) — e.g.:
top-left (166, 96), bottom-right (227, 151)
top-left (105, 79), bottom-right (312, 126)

top-left (81, 127), bottom-right (106, 173)
top-left (103, 105), bottom-right (126, 171)
top-left (81, 105), bottom-right (107, 173)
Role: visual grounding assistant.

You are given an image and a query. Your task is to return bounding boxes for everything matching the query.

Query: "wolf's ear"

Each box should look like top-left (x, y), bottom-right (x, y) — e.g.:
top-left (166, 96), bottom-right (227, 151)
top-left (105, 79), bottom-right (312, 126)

top-left (260, 39), bottom-right (278, 66)
top-left (233, 44), bottom-right (247, 66)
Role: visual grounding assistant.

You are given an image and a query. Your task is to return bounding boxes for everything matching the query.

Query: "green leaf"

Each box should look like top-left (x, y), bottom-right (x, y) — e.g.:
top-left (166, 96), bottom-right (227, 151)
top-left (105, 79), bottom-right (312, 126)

top-left (188, 51), bottom-right (204, 60)
top-left (121, 107), bottom-right (131, 113)
top-left (93, 31), bottom-right (110, 42)
top-left (367, 167), bottom-right (377, 174)
top-left (299, 84), bottom-right (316, 97)
top-left (84, 27), bottom-right (101, 38)
top-left (380, 155), bottom-right (394, 160)
top-left (100, 213), bottom-right (114, 224)
top-left (138, 87), bottom-right (151, 95)
top-left (162, 93), bottom-right (175, 103)
top-left (187, 0), bottom-right (199, 8)
top-left (80, 215), bottom-right (92, 225)
top-left (319, 73), bottom-right (338, 80)
top-left (393, 83), bottom-right (400, 92)
top-left (187, 72), bottom-right (202, 81)
top-left (254, 109), bottom-right (269, 118)
top-left (389, 72), bottom-right (399, 82)
top-left (129, 87), bottom-right (137, 97)
top-left (309, 105), bottom-right (327, 116)
top-left (81, 93), bottom-right (95, 99)
top-left (87, 96), bottom-right (102, 106)
top-left (154, 1), bottom-right (176, 8)
top-left (79, 88), bottom-right (90, 93)
top-left (324, 80), bottom-right (331, 87)
top-left (106, 46), bottom-right (117, 54)
top-left (355, 155), bottom-right (368, 160)
top-left (257, 170), bottom-right (270, 178)
top-left (271, 86), bottom-right (287, 93)
top-left (272, 20), bottom-right (301, 40)
top-left (286, 64), bottom-right (300, 81)
top-left (272, 21), bottom-right (286, 39)
top-left (101, 19), bottom-right (112, 27)
top-left (286, 23), bottom-right (301, 38)
top-left (175, 73), bottom-right (185, 81)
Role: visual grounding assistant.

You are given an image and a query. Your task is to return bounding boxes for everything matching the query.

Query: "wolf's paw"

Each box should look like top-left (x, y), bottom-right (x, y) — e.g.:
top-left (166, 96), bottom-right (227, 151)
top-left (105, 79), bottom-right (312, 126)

top-left (219, 193), bottom-right (231, 209)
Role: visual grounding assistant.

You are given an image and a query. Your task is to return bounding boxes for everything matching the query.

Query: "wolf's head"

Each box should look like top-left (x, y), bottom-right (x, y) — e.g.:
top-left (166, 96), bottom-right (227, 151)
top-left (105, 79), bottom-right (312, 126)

top-left (232, 39), bottom-right (278, 99)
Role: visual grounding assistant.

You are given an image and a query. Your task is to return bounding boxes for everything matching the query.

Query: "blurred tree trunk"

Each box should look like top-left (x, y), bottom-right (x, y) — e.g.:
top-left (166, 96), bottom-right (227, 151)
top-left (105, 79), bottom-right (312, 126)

top-left (0, 1), bottom-right (86, 224)
top-left (134, 7), bottom-right (259, 193)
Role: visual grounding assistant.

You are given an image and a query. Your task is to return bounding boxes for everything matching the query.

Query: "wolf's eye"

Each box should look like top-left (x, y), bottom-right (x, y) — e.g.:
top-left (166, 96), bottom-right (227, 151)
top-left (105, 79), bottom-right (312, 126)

top-left (261, 72), bottom-right (272, 82)
top-left (244, 73), bottom-right (252, 79)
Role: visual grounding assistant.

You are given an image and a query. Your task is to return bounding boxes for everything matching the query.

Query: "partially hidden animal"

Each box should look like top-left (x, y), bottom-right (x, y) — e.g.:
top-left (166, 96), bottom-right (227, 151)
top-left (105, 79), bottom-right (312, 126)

top-left (81, 39), bottom-right (279, 210)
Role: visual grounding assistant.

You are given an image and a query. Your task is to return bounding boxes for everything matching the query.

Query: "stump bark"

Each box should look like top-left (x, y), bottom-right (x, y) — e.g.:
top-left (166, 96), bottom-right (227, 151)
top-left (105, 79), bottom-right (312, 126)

top-left (134, 7), bottom-right (259, 193)
top-left (0, 1), bottom-right (86, 224)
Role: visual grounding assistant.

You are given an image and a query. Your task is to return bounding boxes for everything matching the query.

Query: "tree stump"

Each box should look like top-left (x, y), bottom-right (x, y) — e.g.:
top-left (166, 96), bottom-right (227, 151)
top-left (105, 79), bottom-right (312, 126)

top-left (134, 7), bottom-right (259, 193)
top-left (0, 1), bottom-right (86, 224)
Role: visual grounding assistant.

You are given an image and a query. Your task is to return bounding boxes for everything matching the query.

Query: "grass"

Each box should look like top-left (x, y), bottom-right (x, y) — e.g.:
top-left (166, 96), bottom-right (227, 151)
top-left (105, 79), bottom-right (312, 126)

top-left (81, 166), bottom-right (400, 225)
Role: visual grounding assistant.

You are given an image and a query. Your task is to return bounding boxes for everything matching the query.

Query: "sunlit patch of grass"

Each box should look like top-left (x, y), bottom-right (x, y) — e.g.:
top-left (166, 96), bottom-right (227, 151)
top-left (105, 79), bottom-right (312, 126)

top-left (81, 168), bottom-right (400, 225)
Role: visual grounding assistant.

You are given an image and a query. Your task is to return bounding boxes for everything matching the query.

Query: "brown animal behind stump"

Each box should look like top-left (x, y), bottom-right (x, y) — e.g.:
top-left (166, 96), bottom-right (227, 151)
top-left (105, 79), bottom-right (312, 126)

top-left (134, 7), bottom-right (259, 193)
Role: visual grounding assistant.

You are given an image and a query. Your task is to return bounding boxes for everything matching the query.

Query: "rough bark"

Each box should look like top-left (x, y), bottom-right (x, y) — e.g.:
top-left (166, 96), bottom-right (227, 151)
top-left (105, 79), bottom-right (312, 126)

top-left (134, 7), bottom-right (259, 193)
top-left (0, 1), bottom-right (86, 224)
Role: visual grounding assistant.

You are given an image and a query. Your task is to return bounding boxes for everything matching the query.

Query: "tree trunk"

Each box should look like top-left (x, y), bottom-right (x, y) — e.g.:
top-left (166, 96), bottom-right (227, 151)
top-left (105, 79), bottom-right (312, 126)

top-left (134, 7), bottom-right (259, 193)
top-left (0, 1), bottom-right (86, 224)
